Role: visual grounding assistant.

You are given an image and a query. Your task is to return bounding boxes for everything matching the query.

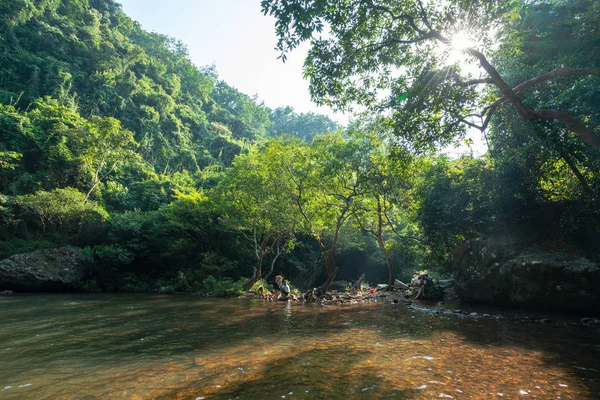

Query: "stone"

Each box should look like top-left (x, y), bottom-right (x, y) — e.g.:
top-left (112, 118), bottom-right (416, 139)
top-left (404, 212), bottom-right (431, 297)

top-left (453, 237), bottom-right (600, 312)
top-left (0, 246), bottom-right (92, 292)
top-left (438, 279), bottom-right (454, 289)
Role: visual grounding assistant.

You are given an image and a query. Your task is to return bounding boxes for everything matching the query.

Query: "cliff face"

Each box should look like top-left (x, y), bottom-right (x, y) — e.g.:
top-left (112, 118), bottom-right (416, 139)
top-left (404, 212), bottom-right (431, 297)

top-left (452, 237), bottom-right (600, 312)
top-left (0, 247), bottom-right (92, 292)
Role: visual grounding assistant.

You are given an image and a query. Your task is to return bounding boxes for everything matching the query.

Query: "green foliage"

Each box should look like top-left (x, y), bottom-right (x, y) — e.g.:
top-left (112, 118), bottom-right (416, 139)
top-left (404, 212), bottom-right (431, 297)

top-left (249, 278), bottom-right (269, 293)
top-left (0, 238), bottom-right (55, 260)
top-left (0, 0), bottom-right (597, 295)
top-left (263, 0), bottom-right (600, 152)
top-left (202, 276), bottom-right (247, 297)
top-left (15, 187), bottom-right (108, 241)
top-left (268, 106), bottom-right (339, 141)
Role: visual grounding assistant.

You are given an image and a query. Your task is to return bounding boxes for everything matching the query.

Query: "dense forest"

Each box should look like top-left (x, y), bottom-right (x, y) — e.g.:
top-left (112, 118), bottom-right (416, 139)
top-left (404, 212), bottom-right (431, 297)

top-left (0, 0), bottom-right (598, 299)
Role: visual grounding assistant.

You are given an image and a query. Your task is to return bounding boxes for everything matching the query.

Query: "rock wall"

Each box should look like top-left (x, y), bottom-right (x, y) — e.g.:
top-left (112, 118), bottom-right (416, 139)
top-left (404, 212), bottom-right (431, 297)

top-left (0, 246), bottom-right (92, 292)
top-left (452, 237), bottom-right (600, 312)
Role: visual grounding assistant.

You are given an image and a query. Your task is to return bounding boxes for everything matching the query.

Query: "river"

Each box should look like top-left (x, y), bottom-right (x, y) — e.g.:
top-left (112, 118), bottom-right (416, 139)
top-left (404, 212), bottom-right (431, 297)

top-left (0, 294), bottom-right (598, 399)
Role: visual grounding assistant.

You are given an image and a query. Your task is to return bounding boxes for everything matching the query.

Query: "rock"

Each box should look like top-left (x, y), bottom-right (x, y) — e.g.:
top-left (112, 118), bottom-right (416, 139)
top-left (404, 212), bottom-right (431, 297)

top-left (468, 312), bottom-right (479, 318)
top-left (0, 247), bottom-right (92, 292)
top-left (453, 237), bottom-right (600, 312)
top-left (443, 287), bottom-right (458, 300)
top-left (580, 318), bottom-right (600, 326)
top-left (438, 279), bottom-right (454, 289)
top-left (0, 290), bottom-right (14, 296)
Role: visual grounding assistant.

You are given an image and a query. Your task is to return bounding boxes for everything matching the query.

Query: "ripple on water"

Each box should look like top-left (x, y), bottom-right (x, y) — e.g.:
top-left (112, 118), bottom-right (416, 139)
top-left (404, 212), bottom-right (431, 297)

top-left (0, 295), bottom-right (598, 399)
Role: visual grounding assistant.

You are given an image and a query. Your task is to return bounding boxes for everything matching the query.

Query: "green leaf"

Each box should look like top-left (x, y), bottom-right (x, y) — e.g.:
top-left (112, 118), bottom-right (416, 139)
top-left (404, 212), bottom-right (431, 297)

top-left (397, 92), bottom-right (409, 102)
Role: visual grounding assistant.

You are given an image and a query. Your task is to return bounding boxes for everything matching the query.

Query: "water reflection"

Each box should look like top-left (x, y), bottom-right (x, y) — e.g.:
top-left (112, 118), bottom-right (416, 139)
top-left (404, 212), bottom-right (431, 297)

top-left (0, 294), bottom-right (598, 399)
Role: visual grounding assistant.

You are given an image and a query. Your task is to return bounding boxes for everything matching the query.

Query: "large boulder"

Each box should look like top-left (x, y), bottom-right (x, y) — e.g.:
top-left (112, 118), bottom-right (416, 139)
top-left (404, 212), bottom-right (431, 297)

top-left (0, 246), bottom-right (92, 292)
top-left (453, 238), bottom-right (600, 312)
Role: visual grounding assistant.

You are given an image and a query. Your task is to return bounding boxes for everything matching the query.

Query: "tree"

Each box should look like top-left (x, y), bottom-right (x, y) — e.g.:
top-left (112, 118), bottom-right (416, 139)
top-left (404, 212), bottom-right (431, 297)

top-left (78, 116), bottom-right (137, 202)
top-left (261, 135), bottom-right (361, 291)
top-left (262, 0), bottom-right (600, 150)
top-left (217, 143), bottom-right (298, 288)
top-left (15, 187), bottom-right (108, 241)
top-left (488, 0), bottom-right (600, 198)
top-left (306, 134), bottom-right (363, 291)
top-left (347, 132), bottom-right (409, 284)
top-left (268, 106), bottom-right (339, 141)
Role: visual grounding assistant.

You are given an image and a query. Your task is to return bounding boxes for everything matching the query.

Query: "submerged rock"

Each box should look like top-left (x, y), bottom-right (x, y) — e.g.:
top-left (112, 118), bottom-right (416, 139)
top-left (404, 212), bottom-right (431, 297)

top-left (453, 238), bottom-right (600, 312)
top-left (0, 246), bottom-right (92, 292)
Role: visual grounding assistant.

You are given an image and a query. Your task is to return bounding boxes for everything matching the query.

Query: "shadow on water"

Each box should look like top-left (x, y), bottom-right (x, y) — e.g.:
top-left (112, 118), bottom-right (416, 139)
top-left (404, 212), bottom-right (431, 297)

top-left (155, 346), bottom-right (420, 400)
top-left (0, 294), bottom-right (599, 398)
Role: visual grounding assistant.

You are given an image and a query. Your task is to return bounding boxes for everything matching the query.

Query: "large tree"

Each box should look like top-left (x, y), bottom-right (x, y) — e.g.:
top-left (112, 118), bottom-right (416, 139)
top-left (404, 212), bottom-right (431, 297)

top-left (262, 0), bottom-right (600, 151)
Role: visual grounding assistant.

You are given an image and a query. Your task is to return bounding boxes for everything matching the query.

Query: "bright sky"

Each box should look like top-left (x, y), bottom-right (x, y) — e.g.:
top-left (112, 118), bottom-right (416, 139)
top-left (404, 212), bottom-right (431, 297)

top-left (117, 0), bottom-right (348, 124)
top-left (117, 0), bottom-right (486, 156)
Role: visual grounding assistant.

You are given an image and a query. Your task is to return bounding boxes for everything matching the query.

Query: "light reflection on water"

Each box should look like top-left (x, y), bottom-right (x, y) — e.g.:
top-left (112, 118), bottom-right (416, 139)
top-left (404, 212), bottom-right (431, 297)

top-left (0, 294), bottom-right (598, 399)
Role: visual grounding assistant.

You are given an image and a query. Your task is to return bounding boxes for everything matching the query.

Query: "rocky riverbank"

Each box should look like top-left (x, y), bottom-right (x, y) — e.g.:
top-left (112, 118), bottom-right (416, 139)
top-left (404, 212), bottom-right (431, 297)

top-left (2, 239), bottom-right (598, 314)
top-left (453, 237), bottom-right (600, 313)
top-left (0, 247), bottom-right (92, 292)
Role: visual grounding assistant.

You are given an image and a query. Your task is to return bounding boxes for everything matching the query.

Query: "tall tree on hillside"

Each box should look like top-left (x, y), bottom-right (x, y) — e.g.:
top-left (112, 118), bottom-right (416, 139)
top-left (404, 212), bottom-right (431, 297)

top-left (268, 106), bottom-right (339, 141)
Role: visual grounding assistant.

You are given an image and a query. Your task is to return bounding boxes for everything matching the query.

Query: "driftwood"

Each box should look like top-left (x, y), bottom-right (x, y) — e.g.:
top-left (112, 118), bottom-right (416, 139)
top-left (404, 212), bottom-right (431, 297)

top-left (393, 279), bottom-right (409, 290)
top-left (352, 273), bottom-right (365, 290)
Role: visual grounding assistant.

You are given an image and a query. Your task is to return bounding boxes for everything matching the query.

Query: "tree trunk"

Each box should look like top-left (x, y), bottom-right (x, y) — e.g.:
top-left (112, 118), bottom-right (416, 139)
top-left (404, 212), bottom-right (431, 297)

top-left (321, 270), bottom-right (337, 293)
top-left (378, 236), bottom-right (393, 285)
top-left (246, 255), bottom-right (263, 290)
top-left (246, 229), bottom-right (270, 290)
top-left (263, 240), bottom-right (283, 281)
top-left (376, 196), bottom-right (394, 285)
top-left (316, 235), bottom-right (337, 292)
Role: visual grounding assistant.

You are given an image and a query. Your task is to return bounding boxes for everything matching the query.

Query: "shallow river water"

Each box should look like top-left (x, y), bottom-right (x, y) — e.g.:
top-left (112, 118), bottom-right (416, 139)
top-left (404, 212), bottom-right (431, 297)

top-left (0, 294), bottom-right (599, 399)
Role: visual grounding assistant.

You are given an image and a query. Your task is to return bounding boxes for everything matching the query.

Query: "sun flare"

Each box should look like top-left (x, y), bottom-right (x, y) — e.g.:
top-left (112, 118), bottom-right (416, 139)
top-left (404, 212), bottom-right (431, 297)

top-left (451, 31), bottom-right (473, 50)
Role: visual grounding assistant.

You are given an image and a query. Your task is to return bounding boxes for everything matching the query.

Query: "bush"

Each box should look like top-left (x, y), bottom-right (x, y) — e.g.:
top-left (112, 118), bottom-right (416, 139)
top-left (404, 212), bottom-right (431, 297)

top-left (249, 278), bottom-right (269, 293)
top-left (202, 275), bottom-right (247, 297)
top-left (15, 187), bottom-right (108, 242)
top-left (77, 279), bottom-right (101, 292)
top-left (119, 279), bottom-right (152, 293)
top-left (79, 244), bottom-right (135, 290)
top-left (0, 238), bottom-right (55, 259)
top-left (173, 271), bottom-right (191, 292)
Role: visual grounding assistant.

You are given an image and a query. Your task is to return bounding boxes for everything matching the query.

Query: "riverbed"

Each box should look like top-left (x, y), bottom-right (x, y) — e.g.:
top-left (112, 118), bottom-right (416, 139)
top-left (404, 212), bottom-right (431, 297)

top-left (0, 294), bottom-right (598, 399)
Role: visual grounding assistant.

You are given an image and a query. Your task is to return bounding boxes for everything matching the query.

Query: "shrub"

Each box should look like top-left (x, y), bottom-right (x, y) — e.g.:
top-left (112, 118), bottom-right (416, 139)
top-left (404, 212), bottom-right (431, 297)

top-left (0, 238), bottom-right (55, 259)
top-left (84, 244), bottom-right (135, 290)
top-left (202, 275), bottom-right (247, 297)
top-left (15, 187), bottom-right (108, 242)
top-left (119, 280), bottom-right (152, 293)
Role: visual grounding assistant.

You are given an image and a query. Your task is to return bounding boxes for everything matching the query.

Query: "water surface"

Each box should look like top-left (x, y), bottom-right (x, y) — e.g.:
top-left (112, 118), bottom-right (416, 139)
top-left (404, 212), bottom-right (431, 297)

top-left (0, 294), bottom-right (598, 399)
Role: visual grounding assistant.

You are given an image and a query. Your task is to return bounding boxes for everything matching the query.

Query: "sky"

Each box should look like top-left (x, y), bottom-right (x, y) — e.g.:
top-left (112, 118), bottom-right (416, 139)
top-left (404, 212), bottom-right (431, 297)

top-left (117, 0), bottom-right (347, 124)
top-left (117, 0), bottom-right (486, 156)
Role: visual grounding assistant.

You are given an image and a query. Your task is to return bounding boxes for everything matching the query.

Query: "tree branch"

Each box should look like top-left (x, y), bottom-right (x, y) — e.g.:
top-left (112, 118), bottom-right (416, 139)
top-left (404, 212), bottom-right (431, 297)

top-left (457, 77), bottom-right (495, 86)
top-left (415, 0), bottom-right (433, 31)
top-left (487, 68), bottom-right (600, 111)
top-left (360, 0), bottom-right (427, 35)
